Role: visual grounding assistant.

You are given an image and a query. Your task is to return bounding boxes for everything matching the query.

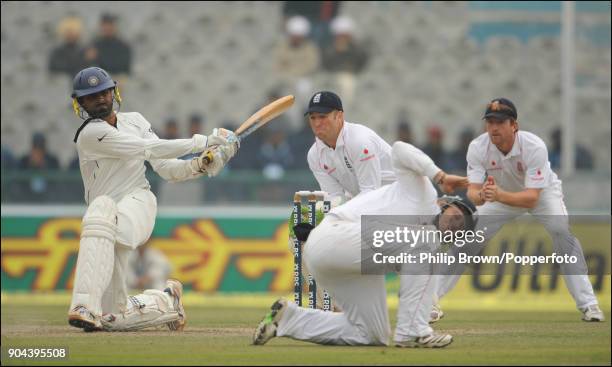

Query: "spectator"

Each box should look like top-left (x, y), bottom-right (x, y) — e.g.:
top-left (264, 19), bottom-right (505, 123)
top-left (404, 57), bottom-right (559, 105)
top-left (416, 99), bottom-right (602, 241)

top-left (14, 133), bottom-right (60, 202)
top-left (188, 113), bottom-right (204, 136)
top-left (48, 16), bottom-right (88, 78)
top-left (421, 125), bottom-right (451, 171)
top-left (289, 117), bottom-right (315, 170)
top-left (162, 118), bottom-right (180, 140)
top-left (275, 16), bottom-right (320, 86)
top-left (19, 132), bottom-right (60, 171)
top-left (180, 114), bottom-right (205, 160)
top-left (258, 124), bottom-right (295, 179)
top-left (448, 127), bottom-right (475, 173)
top-left (231, 91), bottom-right (291, 170)
top-left (396, 122), bottom-right (414, 144)
top-left (1, 144), bottom-right (16, 171)
top-left (549, 127), bottom-right (594, 170)
top-left (274, 16), bottom-right (320, 129)
top-left (226, 122), bottom-right (257, 170)
top-left (396, 112), bottom-right (414, 144)
top-left (322, 16), bottom-right (369, 74)
top-left (282, 1), bottom-right (341, 49)
top-left (126, 243), bottom-right (172, 291)
top-left (321, 16), bottom-right (369, 107)
top-left (275, 16), bottom-right (319, 83)
top-left (86, 13), bottom-right (132, 76)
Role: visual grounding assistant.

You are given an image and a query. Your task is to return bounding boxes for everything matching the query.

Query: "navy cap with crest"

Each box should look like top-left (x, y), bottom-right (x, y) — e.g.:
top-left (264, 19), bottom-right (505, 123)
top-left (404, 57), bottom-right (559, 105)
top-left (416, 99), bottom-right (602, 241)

top-left (482, 98), bottom-right (517, 120)
top-left (304, 91), bottom-right (343, 116)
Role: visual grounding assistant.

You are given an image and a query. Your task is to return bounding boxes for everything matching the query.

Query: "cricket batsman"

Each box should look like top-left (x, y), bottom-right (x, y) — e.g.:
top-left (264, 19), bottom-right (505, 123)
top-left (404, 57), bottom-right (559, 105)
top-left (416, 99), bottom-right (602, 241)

top-left (254, 141), bottom-right (471, 347)
top-left (67, 66), bottom-right (238, 331)
top-left (433, 98), bottom-right (604, 322)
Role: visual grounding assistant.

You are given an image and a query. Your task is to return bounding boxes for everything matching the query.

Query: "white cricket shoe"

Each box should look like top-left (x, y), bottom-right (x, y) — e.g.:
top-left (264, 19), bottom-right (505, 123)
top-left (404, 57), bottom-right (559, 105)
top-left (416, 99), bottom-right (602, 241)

top-left (68, 305), bottom-right (103, 332)
top-left (164, 279), bottom-right (186, 331)
top-left (395, 333), bottom-right (453, 348)
top-left (581, 305), bottom-right (605, 322)
top-left (253, 298), bottom-right (288, 345)
top-left (429, 303), bottom-right (444, 324)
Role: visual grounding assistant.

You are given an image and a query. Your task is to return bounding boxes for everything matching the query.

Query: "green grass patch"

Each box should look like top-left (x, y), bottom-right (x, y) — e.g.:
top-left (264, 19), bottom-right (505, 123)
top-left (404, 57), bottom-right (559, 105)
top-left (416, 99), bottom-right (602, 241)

top-left (1, 303), bottom-right (610, 365)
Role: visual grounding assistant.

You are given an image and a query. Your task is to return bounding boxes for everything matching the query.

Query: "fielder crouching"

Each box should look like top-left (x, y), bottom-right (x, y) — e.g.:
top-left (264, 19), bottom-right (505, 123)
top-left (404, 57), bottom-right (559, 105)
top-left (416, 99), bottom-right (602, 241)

top-left (253, 142), bottom-right (472, 347)
top-left (67, 67), bottom-right (238, 332)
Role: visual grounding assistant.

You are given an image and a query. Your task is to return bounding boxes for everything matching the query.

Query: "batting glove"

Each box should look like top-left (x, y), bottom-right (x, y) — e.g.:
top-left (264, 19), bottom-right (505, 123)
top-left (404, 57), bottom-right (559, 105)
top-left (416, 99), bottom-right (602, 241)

top-left (208, 128), bottom-right (240, 148)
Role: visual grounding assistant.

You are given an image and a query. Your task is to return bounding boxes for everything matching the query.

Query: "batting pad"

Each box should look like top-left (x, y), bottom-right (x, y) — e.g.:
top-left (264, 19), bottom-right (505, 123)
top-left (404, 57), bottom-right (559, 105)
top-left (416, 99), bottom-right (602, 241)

top-left (70, 196), bottom-right (117, 317)
top-left (101, 289), bottom-right (180, 331)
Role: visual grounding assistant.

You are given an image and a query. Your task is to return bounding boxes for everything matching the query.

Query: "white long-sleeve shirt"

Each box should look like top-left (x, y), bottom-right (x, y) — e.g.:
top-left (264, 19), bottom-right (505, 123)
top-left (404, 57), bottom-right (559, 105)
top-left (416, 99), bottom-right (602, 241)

top-left (75, 112), bottom-right (208, 204)
top-left (466, 131), bottom-right (562, 193)
top-left (329, 142), bottom-right (441, 222)
top-left (307, 121), bottom-right (396, 201)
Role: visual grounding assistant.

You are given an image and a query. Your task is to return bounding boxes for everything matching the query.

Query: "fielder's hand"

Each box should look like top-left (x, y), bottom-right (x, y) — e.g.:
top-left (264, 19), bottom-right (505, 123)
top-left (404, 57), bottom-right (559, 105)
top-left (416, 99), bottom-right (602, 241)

top-left (436, 172), bottom-right (469, 194)
top-left (482, 176), bottom-right (500, 202)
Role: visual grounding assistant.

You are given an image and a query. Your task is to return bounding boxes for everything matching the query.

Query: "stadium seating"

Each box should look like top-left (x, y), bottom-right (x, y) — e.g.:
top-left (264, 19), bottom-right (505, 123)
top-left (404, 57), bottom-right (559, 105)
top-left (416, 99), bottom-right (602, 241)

top-left (0, 1), bottom-right (609, 174)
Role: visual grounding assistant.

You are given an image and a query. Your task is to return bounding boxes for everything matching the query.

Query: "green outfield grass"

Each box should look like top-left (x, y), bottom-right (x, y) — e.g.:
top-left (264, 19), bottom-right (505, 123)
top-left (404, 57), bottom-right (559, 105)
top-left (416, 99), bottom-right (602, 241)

top-left (1, 299), bottom-right (610, 366)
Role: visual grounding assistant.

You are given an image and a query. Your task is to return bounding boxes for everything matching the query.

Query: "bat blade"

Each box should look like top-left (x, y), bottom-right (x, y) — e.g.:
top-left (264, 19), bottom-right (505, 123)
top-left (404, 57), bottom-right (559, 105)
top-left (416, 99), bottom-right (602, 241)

top-left (235, 95), bottom-right (294, 141)
top-left (202, 95), bottom-right (294, 164)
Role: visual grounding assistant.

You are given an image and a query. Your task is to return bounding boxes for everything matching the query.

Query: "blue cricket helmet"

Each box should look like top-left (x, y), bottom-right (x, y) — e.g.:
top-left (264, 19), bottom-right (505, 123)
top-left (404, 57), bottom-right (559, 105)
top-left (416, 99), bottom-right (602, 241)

top-left (71, 67), bottom-right (117, 98)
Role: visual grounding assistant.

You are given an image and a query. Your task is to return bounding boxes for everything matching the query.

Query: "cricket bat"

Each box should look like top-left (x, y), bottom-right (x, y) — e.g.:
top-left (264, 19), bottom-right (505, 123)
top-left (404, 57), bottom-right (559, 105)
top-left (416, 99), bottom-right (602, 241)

top-left (203, 95), bottom-right (294, 164)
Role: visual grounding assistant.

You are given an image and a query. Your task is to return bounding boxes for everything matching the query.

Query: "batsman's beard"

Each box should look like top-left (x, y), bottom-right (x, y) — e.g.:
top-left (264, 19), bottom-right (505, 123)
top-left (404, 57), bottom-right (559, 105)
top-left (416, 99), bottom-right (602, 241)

top-left (87, 104), bottom-right (112, 119)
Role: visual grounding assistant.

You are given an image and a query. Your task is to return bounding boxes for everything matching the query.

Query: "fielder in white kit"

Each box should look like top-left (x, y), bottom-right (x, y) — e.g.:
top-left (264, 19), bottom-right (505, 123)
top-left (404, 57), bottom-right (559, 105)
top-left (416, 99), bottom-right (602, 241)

top-left (434, 98), bottom-right (604, 322)
top-left (254, 141), bottom-right (471, 347)
top-left (305, 91), bottom-right (396, 204)
top-left (67, 67), bottom-right (238, 332)
top-left (304, 91), bottom-right (444, 321)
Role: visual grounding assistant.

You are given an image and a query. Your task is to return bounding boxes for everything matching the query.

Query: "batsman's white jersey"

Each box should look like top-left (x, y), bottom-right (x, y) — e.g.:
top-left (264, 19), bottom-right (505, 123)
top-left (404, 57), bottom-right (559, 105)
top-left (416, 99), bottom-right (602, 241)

top-left (277, 142), bottom-right (443, 345)
top-left (70, 111), bottom-right (210, 330)
top-left (307, 121), bottom-right (396, 201)
top-left (436, 131), bottom-right (599, 310)
top-left (76, 112), bottom-right (208, 205)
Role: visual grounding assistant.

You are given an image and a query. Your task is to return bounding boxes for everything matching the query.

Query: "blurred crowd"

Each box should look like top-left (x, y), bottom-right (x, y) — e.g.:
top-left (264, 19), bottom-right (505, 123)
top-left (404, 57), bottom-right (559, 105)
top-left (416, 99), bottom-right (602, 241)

top-left (48, 13), bottom-right (131, 80)
top-left (0, 2), bottom-right (598, 204)
top-left (1, 111), bottom-right (593, 203)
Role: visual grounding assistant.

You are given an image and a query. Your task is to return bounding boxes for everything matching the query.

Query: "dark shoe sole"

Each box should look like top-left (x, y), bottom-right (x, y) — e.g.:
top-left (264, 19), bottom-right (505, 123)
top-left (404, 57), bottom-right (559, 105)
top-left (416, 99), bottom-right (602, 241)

top-left (69, 318), bottom-right (103, 332)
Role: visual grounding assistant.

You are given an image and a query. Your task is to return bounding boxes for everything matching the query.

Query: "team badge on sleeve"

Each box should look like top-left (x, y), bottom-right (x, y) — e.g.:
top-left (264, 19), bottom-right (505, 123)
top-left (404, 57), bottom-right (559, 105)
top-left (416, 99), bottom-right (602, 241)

top-left (359, 147), bottom-right (375, 162)
top-left (527, 167), bottom-right (544, 181)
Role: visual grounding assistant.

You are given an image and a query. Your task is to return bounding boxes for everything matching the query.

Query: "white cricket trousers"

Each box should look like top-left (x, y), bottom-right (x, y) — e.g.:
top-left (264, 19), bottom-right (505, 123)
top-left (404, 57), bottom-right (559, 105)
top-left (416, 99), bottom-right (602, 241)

top-left (436, 188), bottom-right (598, 310)
top-left (70, 187), bottom-right (157, 316)
top-left (102, 187), bottom-right (158, 314)
top-left (276, 216), bottom-right (436, 345)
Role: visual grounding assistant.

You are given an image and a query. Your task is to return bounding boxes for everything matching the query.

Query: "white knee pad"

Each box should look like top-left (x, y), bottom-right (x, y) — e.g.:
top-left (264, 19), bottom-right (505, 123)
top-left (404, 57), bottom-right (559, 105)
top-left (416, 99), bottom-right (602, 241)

top-left (82, 195), bottom-right (118, 240)
top-left (101, 289), bottom-right (180, 331)
top-left (70, 196), bottom-right (118, 317)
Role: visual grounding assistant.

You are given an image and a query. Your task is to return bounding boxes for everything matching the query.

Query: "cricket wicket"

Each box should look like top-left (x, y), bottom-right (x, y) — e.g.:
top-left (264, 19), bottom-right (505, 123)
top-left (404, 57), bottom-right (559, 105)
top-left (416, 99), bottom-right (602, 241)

top-left (292, 190), bottom-right (332, 311)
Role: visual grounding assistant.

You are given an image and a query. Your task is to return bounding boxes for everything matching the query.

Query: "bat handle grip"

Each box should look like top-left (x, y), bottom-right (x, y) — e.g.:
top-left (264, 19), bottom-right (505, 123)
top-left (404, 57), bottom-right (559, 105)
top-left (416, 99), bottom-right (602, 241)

top-left (202, 150), bottom-right (214, 164)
